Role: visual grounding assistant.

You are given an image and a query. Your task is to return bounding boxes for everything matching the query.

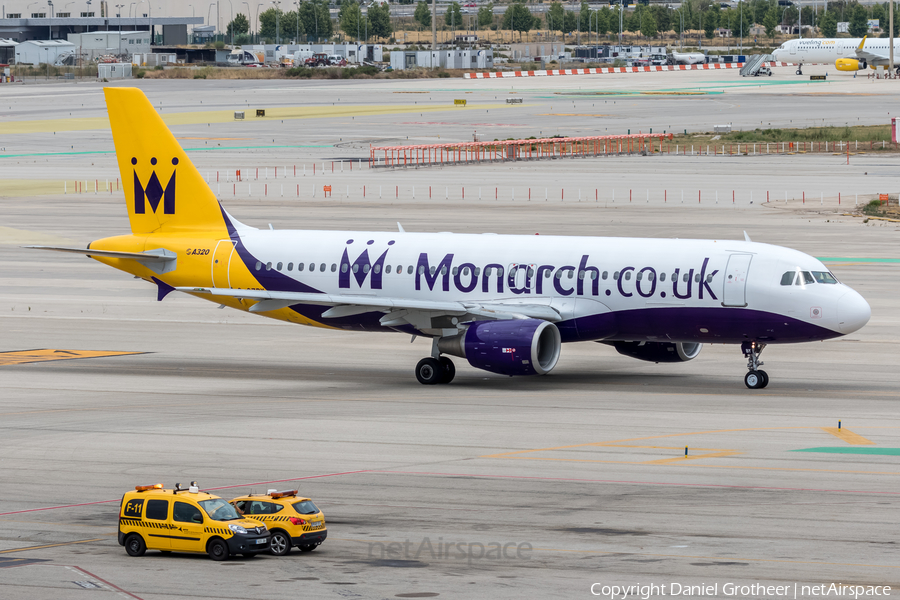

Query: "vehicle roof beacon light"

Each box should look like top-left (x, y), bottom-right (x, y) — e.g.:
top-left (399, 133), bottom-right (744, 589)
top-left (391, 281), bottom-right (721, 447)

top-left (134, 483), bottom-right (164, 492)
top-left (189, 481), bottom-right (199, 493)
top-left (270, 489), bottom-right (299, 499)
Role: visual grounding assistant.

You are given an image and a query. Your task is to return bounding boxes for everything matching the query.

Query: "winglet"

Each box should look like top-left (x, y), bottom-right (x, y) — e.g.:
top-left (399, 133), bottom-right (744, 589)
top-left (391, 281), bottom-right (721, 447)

top-left (858, 35), bottom-right (867, 50)
top-left (397, 222), bottom-right (406, 233)
top-left (743, 231), bottom-right (752, 242)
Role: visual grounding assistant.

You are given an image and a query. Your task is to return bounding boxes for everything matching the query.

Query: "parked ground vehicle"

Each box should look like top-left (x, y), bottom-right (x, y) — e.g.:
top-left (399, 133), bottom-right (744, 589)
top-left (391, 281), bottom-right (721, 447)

top-left (755, 66), bottom-right (773, 76)
top-left (230, 489), bottom-right (327, 556)
top-left (327, 55), bottom-right (347, 66)
top-left (118, 483), bottom-right (270, 561)
top-left (304, 53), bottom-right (329, 67)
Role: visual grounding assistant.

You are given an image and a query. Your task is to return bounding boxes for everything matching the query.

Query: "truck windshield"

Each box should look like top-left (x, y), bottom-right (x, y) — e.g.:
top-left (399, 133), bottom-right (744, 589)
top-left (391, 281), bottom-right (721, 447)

top-left (199, 499), bottom-right (242, 521)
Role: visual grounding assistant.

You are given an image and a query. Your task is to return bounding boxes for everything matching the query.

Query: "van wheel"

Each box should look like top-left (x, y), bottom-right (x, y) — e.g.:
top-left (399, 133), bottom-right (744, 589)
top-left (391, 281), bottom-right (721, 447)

top-left (270, 531), bottom-right (291, 556)
top-left (124, 534), bottom-right (146, 557)
top-left (207, 538), bottom-right (229, 561)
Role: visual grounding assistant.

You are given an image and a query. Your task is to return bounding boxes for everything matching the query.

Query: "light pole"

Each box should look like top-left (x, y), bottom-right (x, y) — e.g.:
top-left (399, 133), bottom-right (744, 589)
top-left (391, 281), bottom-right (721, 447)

top-left (618, 0), bottom-right (623, 46)
top-left (293, 0), bottom-right (299, 42)
top-left (47, 0), bottom-right (53, 39)
top-left (256, 2), bottom-right (263, 42)
top-left (271, 0), bottom-right (280, 45)
top-left (223, 0), bottom-right (233, 45)
top-left (242, 1), bottom-right (250, 38)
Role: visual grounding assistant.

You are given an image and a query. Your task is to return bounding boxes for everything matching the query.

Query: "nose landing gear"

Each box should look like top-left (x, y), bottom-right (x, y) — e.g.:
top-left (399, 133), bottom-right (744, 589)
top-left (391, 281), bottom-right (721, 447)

top-left (742, 341), bottom-right (768, 389)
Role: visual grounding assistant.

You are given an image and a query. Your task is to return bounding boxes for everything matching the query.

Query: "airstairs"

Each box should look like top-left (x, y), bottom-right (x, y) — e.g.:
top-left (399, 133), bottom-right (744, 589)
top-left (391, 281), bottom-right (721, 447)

top-left (740, 54), bottom-right (772, 77)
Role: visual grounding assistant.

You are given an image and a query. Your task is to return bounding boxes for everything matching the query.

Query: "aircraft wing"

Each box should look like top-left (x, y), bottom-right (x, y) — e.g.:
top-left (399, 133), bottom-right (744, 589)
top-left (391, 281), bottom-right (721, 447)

top-left (175, 286), bottom-right (562, 322)
top-left (852, 35), bottom-right (889, 64)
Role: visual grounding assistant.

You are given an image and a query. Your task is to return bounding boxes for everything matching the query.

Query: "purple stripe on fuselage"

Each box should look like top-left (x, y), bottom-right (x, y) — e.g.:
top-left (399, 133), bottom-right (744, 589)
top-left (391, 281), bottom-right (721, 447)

top-left (220, 207), bottom-right (323, 295)
top-left (567, 307), bottom-right (841, 344)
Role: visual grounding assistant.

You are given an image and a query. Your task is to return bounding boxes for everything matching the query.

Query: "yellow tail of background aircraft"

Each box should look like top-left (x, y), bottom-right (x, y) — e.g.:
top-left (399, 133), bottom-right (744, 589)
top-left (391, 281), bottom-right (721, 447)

top-left (28, 88), bottom-right (870, 388)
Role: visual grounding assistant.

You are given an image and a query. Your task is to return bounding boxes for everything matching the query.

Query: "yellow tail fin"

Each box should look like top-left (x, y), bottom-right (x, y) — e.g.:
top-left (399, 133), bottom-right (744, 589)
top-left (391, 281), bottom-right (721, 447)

top-left (104, 87), bottom-right (226, 235)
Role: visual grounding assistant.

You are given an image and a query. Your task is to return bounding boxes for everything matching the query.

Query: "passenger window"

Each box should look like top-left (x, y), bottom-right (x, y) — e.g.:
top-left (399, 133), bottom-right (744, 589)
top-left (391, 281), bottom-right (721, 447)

top-left (636, 271), bottom-right (642, 281)
top-left (430, 267), bottom-right (436, 275)
top-left (385, 265), bottom-right (392, 273)
top-left (706, 274), bottom-right (713, 283)
top-left (567, 270), bottom-right (573, 279)
top-left (408, 265), bottom-right (414, 274)
top-left (578, 270), bottom-right (585, 280)
top-left (299, 262), bottom-right (305, 272)
top-left (452, 267), bottom-right (458, 276)
top-left (266, 262), bottom-right (272, 271)
top-left (780, 272), bottom-right (794, 286)
top-left (308, 263), bottom-right (314, 271)
top-left (255, 261), bottom-right (261, 271)
top-left (341, 263), bottom-right (348, 273)
top-left (145, 499), bottom-right (168, 520)
top-left (287, 263), bottom-right (293, 271)
top-left (694, 274), bottom-right (700, 283)
top-left (613, 271), bottom-right (619, 280)
top-left (319, 263), bottom-right (326, 272)
top-left (276, 262), bottom-right (283, 271)
top-left (331, 263), bottom-right (337, 272)
top-left (474, 268), bottom-right (480, 276)
top-left (660, 272), bottom-right (666, 282)
top-left (624, 271), bottom-right (631, 281)
top-left (173, 501), bottom-right (203, 524)
top-left (374, 264), bottom-right (381, 274)
top-left (602, 271), bottom-right (608, 280)
top-left (418, 266), bottom-right (425, 275)
top-left (591, 271), bottom-right (597, 280)
top-left (363, 264), bottom-right (370, 273)
top-left (683, 273), bottom-right (688, 282)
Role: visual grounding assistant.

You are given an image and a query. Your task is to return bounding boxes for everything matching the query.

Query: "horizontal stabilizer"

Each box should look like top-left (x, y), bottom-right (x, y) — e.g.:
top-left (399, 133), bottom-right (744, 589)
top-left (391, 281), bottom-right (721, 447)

top-left (26, 246), bottom-right (177, 274)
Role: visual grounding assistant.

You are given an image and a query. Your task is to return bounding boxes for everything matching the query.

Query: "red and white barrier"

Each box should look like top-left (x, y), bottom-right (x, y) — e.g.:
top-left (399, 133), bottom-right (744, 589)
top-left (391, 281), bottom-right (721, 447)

top-left (463, 62), bottom-right (790, 79)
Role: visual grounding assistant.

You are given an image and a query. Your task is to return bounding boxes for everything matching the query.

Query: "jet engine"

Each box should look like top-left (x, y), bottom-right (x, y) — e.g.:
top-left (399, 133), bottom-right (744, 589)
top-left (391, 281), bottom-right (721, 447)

top-left (612, 341), bottom-right (703, 363)
top-left (835, 58), bottom-right (866, 71)
top-left (438, 319), bottom-right (561, 376)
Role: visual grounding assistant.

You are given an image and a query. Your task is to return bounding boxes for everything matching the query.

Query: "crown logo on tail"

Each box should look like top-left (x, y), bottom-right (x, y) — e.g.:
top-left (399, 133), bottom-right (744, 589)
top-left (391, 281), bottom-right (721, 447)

top-left (133, 156), bottom-right (178, 215)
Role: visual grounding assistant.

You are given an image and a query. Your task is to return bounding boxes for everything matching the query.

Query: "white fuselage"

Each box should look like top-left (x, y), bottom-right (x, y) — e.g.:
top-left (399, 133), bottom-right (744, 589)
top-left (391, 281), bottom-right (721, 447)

top-left (773, 38), bottom-right (900, 67)
top-left (225, 217), bottom-right (870, 345)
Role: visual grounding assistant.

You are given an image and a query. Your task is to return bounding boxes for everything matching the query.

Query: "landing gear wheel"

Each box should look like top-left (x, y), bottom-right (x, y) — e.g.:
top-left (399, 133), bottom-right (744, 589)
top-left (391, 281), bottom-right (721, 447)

top-left (745, 370), bottom-right (764, 389)
top-left (796, 69), bottom-right (802, 75)
top-left (207, 539), bottom-right (229, 561)
top-left (438, 357), bottom-right (456, 384)
top-left (269, 531), bottom-right (291, 556)
top-left (415, 357), bottom-right (442, 385)
top-left (757, 369), bottom-right (769, 388)
top-left (124, 534), bottom-right (146, 557)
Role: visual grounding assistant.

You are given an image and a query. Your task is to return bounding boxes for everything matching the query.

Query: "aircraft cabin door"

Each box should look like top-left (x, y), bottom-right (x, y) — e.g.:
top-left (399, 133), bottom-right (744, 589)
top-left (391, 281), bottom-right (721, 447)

top-left (722, 254), bottom-right (752, 307)
top-left (790, 43), bottom-right (797, 56)
top-left (211, 240), bottom-right (236, 288)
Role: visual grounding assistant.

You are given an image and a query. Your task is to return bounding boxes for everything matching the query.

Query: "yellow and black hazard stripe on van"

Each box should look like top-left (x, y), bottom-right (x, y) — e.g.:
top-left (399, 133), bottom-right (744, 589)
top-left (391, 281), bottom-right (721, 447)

top-left (119, 518), bottom-right (177, 530)
top-left (204, 526), bottom-right (231, 536)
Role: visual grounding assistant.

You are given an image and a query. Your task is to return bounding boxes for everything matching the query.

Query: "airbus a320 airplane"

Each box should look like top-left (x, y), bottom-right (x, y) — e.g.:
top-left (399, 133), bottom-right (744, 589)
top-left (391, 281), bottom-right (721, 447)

top-left (29, 88), bottom-right (871, 388)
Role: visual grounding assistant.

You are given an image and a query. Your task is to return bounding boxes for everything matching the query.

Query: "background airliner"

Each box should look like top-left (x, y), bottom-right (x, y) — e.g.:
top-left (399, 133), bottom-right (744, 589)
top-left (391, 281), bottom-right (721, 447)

top-left (29, 88), bottom-right (871, 388)
top-left (773, 36), bottom-right (900, 75)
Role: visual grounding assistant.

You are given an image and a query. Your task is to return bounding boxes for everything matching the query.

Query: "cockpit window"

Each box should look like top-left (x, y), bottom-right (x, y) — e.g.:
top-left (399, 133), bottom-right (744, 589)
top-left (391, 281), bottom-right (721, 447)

top-left (812, 271), bottom-right (838, 284)
top-left (780, 272), bottom-right (795, 286)
top-left (800, 271), bottom-right (815, 285)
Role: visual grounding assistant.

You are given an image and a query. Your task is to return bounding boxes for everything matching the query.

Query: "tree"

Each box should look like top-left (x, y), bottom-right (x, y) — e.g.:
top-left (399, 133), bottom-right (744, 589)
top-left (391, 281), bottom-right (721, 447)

top-left (503, 2), bottom-right (537, 40)
top-left (282, 10), bottom-right (302, 41)
top-left (641, 11), bottom-right (658, 37)
top-left (597, 6), bottom-right (611, 36)
top-left (563, 10), bottom-right (577, 34)
top-left (819, 8), bottom-right (837, 36)
top-left (478, 3), bottom-right (494, 28)
top-left (258, 8), bottom-right (286, 41)
top-left (297, 1), bottom-right (331, 40)
top-left (227, 13), bottom-right (250, 37)
top-left (704, 8), bottom-right (718, 38)
top-left (414, 1), bottom-right (432, 29)
top-left (367, 2), bottom-right (392, 39)
top-left (579, 1), bottom-right (592, 36)
top-left (848, 4), bottom-right (868, 36)
top-left (651, 4), bottom-right (671, 33)
top-left (763, 6), bottom-right (778, 41)
top-left (548, 2), bottom-right (565, 34)
top-left (339, 1), bottom-right (369, 40)
top-left (731, 5), bottom-right (750, 37)
top-left (445, 1), bottom-right (462, 28)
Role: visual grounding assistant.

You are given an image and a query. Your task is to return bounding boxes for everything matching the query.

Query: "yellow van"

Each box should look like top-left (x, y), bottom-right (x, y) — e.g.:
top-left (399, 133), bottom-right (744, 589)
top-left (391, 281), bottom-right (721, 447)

top-left (118, 483), bottom-right (270, 560)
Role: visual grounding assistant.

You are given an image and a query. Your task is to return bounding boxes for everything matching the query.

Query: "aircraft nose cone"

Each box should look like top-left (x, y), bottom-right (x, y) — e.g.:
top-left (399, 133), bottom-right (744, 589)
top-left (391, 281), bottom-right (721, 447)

top-left (836, 290), bottom-right (871, 334)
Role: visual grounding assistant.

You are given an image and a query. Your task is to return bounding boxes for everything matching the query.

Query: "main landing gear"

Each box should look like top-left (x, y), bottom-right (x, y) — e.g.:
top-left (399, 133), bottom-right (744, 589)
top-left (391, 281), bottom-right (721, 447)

top-left (796, 64), bottom-right (803, 76)
top-left (742, 341), bottom-right (768, 389)
top-left (415, 356), bottom-right (455, 385)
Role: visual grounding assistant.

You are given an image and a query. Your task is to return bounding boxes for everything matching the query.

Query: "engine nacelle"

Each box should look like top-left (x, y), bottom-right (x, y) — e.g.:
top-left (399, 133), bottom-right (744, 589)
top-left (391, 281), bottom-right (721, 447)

top-left (613, 341), bottom-right (703, 363)
top-left (835, 58), bottom-right (866, 71)
top-left (438, 319), bottom-right (561, 376)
